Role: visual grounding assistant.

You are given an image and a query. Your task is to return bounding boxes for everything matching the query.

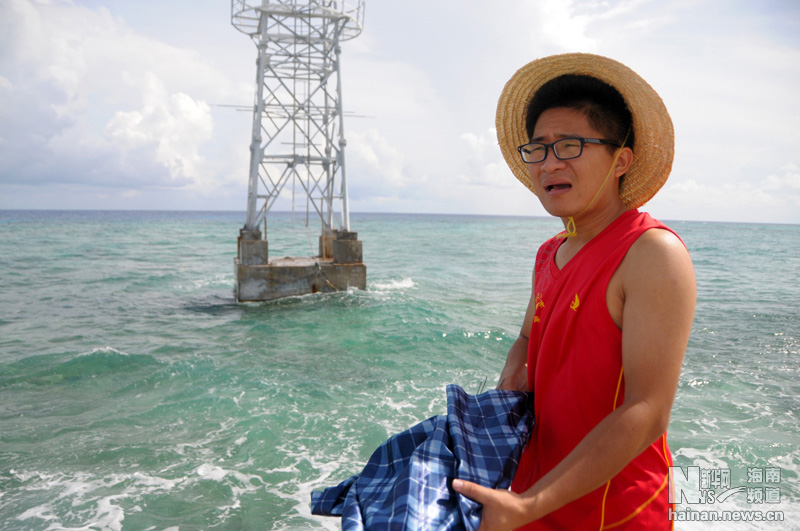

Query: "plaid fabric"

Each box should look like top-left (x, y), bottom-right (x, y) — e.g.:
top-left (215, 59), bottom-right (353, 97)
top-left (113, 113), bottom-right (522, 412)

top-left (310, 385), bottom-right (534, 530)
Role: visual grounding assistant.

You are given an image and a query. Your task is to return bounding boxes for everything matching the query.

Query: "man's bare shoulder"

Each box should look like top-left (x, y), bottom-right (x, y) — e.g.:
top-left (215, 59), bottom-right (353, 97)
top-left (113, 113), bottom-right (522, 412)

top-left (622, 227), bottom-right (695, 289)
top-left (629, 227), bottom-right (690, 262)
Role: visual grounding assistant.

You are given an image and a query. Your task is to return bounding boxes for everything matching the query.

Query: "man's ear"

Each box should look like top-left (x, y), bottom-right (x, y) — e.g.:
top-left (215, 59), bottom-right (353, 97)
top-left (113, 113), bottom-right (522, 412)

top-left (614, 147), bottom-right (634, 179)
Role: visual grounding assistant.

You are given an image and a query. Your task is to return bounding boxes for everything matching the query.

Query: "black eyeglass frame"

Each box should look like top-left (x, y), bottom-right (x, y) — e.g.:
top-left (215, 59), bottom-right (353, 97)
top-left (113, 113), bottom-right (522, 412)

top-left (517, 137), bottom-right (621, 164)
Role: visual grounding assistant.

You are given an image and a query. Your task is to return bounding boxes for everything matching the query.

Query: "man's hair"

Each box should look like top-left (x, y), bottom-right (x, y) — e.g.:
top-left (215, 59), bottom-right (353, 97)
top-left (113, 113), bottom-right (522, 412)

top-left (525, 74), bottom-right (634, 152)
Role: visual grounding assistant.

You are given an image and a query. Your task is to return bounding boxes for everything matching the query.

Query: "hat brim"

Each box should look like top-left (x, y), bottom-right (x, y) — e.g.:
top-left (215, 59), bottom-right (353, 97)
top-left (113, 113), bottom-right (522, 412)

top-left (496, 53), bottom-right (674, 210)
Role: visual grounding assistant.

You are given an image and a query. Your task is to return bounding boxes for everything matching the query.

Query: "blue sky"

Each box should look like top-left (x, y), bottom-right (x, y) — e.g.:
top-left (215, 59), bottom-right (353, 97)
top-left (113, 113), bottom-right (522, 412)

top-left (1, 0), bottom-right (799, 223)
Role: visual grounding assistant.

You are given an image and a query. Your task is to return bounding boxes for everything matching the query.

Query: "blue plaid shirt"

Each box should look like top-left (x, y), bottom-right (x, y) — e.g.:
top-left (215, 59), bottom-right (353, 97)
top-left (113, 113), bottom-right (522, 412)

top-left (311, 385), bottom-right (534, 530)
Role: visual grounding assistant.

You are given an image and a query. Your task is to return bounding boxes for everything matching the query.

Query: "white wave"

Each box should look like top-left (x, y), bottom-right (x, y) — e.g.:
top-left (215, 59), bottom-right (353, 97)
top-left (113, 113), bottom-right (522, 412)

top-left (11, 461), bottom-right (266, 531)
top-left (77, 346), bottom-right (130, 357)
top-left (369, 277), bottom-right (415, 292)
top-left (270, 440), bottom-right (351, 531)
top-left (14, 471), bottom-right (129, 531)
top-left (175, 273), bottom-right (233, 292)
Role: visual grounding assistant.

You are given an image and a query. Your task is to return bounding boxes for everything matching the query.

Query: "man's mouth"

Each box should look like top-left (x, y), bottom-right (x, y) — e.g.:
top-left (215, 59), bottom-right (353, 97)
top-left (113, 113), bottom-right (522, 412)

top-left (545, 183), bottom-right (572, 192)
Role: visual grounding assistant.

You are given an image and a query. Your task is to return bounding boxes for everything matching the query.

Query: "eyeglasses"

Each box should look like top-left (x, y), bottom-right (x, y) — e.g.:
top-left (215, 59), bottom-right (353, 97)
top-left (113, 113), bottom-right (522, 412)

top-left (517, 137), bottom-right (620, 164)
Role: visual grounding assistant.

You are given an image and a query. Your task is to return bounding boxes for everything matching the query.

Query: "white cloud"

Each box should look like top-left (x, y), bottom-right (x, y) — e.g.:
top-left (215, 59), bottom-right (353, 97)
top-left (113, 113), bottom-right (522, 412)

top-left (649, 161), bottom-right (800, 223)
top-left (348, 129), bottom-right (412, 189)
top-left (455, 129), bottom-right (515, 188)
top-left (0, 0), bottom-right (798, 223)
top-left (103, 76), bottom-right (214, 186)
top-left (764, 164), bottom-right (800, 192)
top-left (344, 125), bottom-right (545, 216)
top-left (347, 60), bottom-right (440, 123)
top-left (0, 0), bottom-right (241, 201)
top-left (538, 0), bottom-right (599, 52)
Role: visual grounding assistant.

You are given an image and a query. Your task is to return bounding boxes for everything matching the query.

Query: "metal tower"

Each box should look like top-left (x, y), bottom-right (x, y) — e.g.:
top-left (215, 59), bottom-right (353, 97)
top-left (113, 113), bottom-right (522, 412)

top-left (232, 0), bottom-right (367, 302)
top-left (232, 0), bottom-right (364, 233)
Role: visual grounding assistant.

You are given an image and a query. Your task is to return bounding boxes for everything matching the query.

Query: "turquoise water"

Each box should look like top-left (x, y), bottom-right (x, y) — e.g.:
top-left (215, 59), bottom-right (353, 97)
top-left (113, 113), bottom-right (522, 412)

top-left (0, 210), bottom-right (798, 530)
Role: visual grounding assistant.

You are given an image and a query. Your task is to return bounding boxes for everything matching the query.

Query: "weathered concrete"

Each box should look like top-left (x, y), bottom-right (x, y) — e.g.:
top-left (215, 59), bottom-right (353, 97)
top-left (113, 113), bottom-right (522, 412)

top-left (236, 229), bottom-right (366, 302)
top-left (235, 257), bottom-right (366, 302)
top-left (335, 230), bottom-right (358, 241)
top-left (319, 227), bottom-right (336, 259)
top-left (239, 229), bottom-right (261, 241)
top-left (238, 228), bottom-right (268, 266)
top-left (333, 239), bottom-right (362, 264)
top-left (239, 239), bottom-right (269, 266)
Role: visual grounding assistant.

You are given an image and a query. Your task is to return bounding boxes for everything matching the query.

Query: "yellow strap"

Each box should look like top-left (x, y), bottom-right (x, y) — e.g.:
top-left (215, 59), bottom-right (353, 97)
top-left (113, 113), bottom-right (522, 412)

top-left (598, 366), bottom-right (625, 529)
top-left (602, 470), bottom-right (670, 529)
top-left (557, 130), bottom-right (630, 239)
top-left (599, 373), bottom-right (672, 530)
top-left (561, 216), bottom-right (577, 238)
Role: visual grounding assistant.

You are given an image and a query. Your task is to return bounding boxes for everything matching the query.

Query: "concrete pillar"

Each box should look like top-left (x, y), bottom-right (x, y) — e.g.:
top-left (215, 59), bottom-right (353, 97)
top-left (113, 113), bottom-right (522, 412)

top-left (239, 228), bottom-right (261, 240)
top-left (336, 230), bottom-right (358, 240)
top-left (239, 228), bottom-right (268, 266)
top-left (333, 230), bottom-right (362, 264)
top-left (319, 227), bottom-right (336, 259)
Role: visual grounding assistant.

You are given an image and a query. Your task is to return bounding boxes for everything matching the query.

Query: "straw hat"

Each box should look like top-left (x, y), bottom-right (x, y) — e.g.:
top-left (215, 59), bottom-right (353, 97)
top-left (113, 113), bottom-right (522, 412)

top-left (496, 53), bottom-right (674, 210)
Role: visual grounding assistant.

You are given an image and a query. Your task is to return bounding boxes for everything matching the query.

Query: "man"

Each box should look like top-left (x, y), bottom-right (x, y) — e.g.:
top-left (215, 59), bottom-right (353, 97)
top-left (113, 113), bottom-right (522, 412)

top-left (453, 53), bottom-right (696, 530)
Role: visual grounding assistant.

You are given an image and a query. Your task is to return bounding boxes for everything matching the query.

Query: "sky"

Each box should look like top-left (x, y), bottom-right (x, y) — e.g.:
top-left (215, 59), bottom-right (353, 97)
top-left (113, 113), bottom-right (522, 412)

top-left (1, 0), bottom-right (799, 224)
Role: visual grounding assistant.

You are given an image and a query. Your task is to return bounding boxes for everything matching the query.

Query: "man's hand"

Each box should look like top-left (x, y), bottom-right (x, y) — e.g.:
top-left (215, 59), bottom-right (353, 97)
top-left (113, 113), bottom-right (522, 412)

top-left (452, 479), bottom-right (533, 531)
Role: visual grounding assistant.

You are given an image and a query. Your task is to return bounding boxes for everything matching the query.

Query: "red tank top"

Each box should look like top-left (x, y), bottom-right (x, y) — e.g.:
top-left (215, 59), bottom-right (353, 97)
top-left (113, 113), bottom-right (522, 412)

top-left (511, 210), bottom-right (676, 530)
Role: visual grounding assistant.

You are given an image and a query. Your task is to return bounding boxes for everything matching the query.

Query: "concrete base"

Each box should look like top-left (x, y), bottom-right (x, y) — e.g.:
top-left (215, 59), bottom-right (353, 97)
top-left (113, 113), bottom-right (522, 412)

top-left (235, 257), bottom-right (367, 302)
top-left (235, 228), bottom-right (366, 302)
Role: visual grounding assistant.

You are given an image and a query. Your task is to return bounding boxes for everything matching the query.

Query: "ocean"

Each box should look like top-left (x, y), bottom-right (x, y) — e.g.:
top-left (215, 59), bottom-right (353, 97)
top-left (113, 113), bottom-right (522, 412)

top-left (0, 210), bottom-right (797, 530)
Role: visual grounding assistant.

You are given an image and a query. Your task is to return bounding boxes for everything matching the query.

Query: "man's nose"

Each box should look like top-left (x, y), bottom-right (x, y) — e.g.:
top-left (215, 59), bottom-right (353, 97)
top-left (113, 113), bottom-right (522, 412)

top-left (540, 147), bottom-right (566, 170)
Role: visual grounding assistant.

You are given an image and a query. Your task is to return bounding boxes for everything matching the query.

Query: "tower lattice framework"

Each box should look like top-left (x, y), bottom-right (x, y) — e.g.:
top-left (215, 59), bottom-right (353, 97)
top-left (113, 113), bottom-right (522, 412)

top-left (231, 0), bottom-right (364, 234)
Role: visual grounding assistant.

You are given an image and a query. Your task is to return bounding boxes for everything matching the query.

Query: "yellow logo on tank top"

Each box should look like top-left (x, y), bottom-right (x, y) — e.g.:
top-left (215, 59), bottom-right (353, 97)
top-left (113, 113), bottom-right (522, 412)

top-left (570, 293), bottom-right (580, 311)
top-left (533, 293), bottom-right (545, 324)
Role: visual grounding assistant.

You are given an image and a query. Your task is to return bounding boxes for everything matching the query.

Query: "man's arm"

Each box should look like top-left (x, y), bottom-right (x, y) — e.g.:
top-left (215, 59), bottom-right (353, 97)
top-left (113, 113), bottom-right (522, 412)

top-left (497, 269), bottom-right (536, 391)
top-left (455, 229), bottom-right (696, 530)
